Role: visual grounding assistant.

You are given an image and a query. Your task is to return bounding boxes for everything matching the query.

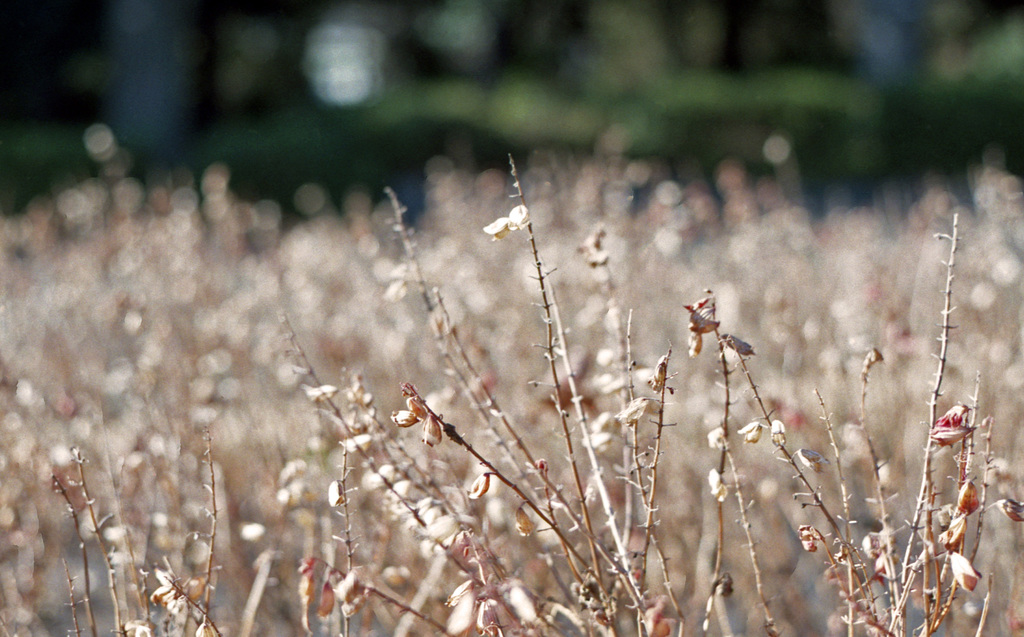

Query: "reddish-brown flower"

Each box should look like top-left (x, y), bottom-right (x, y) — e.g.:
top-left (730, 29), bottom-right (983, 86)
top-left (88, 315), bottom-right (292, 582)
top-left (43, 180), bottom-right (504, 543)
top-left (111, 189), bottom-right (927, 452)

top-left (930, 404), bottom-right (973, 447)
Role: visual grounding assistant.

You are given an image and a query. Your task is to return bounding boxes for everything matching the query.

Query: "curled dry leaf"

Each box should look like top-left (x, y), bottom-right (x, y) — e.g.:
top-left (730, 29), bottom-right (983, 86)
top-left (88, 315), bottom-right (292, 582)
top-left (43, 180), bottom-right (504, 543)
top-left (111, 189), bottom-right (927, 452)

top-left (949, 551), bottom-right (981, 591)
top-left (615, 397), bottom-right (651, 427)
top-left (720, 333), bottom-right (755, 357)
top-left (797, 448), bottom-right (830, 473)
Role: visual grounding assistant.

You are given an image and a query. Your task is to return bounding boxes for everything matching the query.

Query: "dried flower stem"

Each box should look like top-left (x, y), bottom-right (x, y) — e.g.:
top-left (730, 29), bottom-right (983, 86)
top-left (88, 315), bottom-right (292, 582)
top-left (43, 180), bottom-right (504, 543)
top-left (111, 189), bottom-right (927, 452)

top-left (893, 212), bottom-right (960, 632)
top-left (202, 426), bottom-right (218, 613)
top-left (52, 471), bottom-right (99, 637)
top-left (75, 447), bottom-right (124, 634)
top-left (511, 156), bottom-right (643, 613)
top-left (63, 558), bottom-right (84, 637)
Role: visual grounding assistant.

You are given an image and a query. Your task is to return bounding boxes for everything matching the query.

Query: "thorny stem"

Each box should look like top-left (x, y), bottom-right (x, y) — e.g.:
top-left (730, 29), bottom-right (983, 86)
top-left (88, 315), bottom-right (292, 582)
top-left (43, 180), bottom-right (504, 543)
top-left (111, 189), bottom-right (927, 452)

top-left (63, 558), bottom-right (84, 637)
top-left (734, 356), bottom-right (873, 597)
top-left (859, 349), bottom-right (899, 609)
top-left (388, 190), bottom-right (592, 586)
top-left (202, 426), bottom-right (218, 613)
top-left (703, 314), bottom-right (732, 634)
top-left (511, 157), bottom-right (642, 614)
top-left (53, 471), bottom-right (99, 637)
top-left (387, 188), bottom-right (525, 482)
top-left (816, 389), bottom-right (871, 636)
top-left (714, 329), bottom-right (776, 633)
top-left (639, 347), bottom-right (671, 587)
top-left (892, 212), bottom-right (960, 633)
top-left (76, 447), bottom-right (123, 635)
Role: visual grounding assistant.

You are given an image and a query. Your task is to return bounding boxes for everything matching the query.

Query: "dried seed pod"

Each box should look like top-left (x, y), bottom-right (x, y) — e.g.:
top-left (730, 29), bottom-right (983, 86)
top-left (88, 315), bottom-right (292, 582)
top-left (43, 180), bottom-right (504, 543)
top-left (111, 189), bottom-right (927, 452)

top-left (770, 420), bottom-right (787, 446)
top-left (738, 421), bottom-right (763, 444)
top-left (957, 481), bottom-right (979, 516)
top-left (507, 583), bottom-right (537, 623)
top-left (391, 409), bottom-right (420, 428)
top-left (422, 414), bottom-right (443, 447)
top-left (337, 569), bottom-right (367, 617)
top-left (195, 621), bottom-right (217, 637)
top-left (939, 514), bottom-right (968, 551)
top-left (468, 473), bottom-right (492, 499)
top-left (997, 498), bottom-right (1024, 522)
top-left (688, 330), bottom-right (703, 358)
top-left (514, 504), bottom-right (534, 536)
top-left (648, 353), bottom-right (669, 392)
top-left (684, 297), bottom-right (719, 335)
top-left (328, 480), bottom-right (346, 507)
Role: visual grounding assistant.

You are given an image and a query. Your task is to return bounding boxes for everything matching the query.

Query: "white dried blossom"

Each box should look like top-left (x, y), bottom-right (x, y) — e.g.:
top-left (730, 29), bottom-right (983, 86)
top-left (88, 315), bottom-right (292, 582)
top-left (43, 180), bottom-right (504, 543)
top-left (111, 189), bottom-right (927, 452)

top-left (738, 421), bottom-right (763, 444)
top-left (708, 469), bottom-right (727, 502)
top-left (508, 204), bottom-right (530, 229)
top-left (483, 217), bottom-right (513, 240)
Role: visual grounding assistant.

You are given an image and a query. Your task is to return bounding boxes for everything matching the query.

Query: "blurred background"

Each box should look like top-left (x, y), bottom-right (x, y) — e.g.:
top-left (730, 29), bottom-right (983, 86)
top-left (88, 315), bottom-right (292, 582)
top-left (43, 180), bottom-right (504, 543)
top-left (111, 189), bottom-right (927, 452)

top-left (3, 0), bottom-right (1024, 215)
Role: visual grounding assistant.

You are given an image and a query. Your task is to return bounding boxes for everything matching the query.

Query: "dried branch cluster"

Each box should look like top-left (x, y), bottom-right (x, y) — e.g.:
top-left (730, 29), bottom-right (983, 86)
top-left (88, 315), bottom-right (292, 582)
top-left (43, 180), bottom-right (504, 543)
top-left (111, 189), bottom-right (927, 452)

top-left (3, 155), bottom-right (1024, 635)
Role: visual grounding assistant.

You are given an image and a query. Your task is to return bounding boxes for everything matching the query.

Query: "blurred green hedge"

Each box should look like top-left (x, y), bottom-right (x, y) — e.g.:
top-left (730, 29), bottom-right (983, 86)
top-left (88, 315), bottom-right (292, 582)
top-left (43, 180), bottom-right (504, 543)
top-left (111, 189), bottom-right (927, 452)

top-left (3, 69), bottom-right (1024, 212)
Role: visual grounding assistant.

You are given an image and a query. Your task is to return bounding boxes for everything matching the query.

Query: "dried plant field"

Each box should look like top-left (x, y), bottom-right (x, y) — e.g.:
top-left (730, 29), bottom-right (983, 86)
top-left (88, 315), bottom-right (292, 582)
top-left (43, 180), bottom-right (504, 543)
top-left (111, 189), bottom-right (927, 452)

top-left (2, 155), bottom-right (1024, 636)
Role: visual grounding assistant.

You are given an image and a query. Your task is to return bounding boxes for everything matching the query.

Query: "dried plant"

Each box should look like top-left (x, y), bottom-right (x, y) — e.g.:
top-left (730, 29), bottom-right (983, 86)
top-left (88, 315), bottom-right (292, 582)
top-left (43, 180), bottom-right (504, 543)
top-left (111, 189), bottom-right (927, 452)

top-left (3, 151), bottom-right (1024, 636)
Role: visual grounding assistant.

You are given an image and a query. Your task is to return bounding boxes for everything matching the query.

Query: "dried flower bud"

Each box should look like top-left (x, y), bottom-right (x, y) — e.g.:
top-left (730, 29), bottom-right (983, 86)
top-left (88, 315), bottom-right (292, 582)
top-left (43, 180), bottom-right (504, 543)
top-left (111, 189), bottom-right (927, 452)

top-left (422, 414), bottom-right (443, 447)
top-left (648, 353), bottom-right (669, 392)
top-left (797, 448), bottom-right (830, 473)
top-left (195, 621), bottom-right (217, 637)
top-left (930, 404), bottom-right (973, 447)
top-left (798, 525), bottom-right (819, 552)
top-left (302, 384), bottom-right (338, 403)
top-left (406, 394), bottom-right (428, 420)
top-left (957, 481), bottom-right (979, 516)
top-left (391, 409), bottom-right (420, 428)
top-left (515, 504), bottom-right (534, 536)
top-left (535, 458), bottom-right (548, 478)
top-left (720, 333), bottom-right (755, 357)
top-left (427, 515), bottom-right (461, 545)
top-left (738, 421), bottom-right (763, 444)
top-left (483, 217), bottom-right (513, 240)
top-left (688, 330), bottom-right (702, 358)
top-left (508, 204), bottom-right (530, 229)
top-left (770, 419), bottom-right (787, 446)
top-left (708, 469), bottom-right (727, 502)
top-left (997, 498), bottom-right (1024, 522)
top-left (316, 581), bottom-right (336, 619)
top-left (949, 551), bottom-right (981, 591)
top-left (616, 397), bottom-right (651, 426)
top-left (707, 426), bottom-right (726, 450)
top-left (939, 514), bottom-right (968, 551)
top-left (328, 480), bottom-right (346, 507)
top-left (468, 473), bottom-right (492, 499)
top-left (861, 348), bottom-right (884, 377)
